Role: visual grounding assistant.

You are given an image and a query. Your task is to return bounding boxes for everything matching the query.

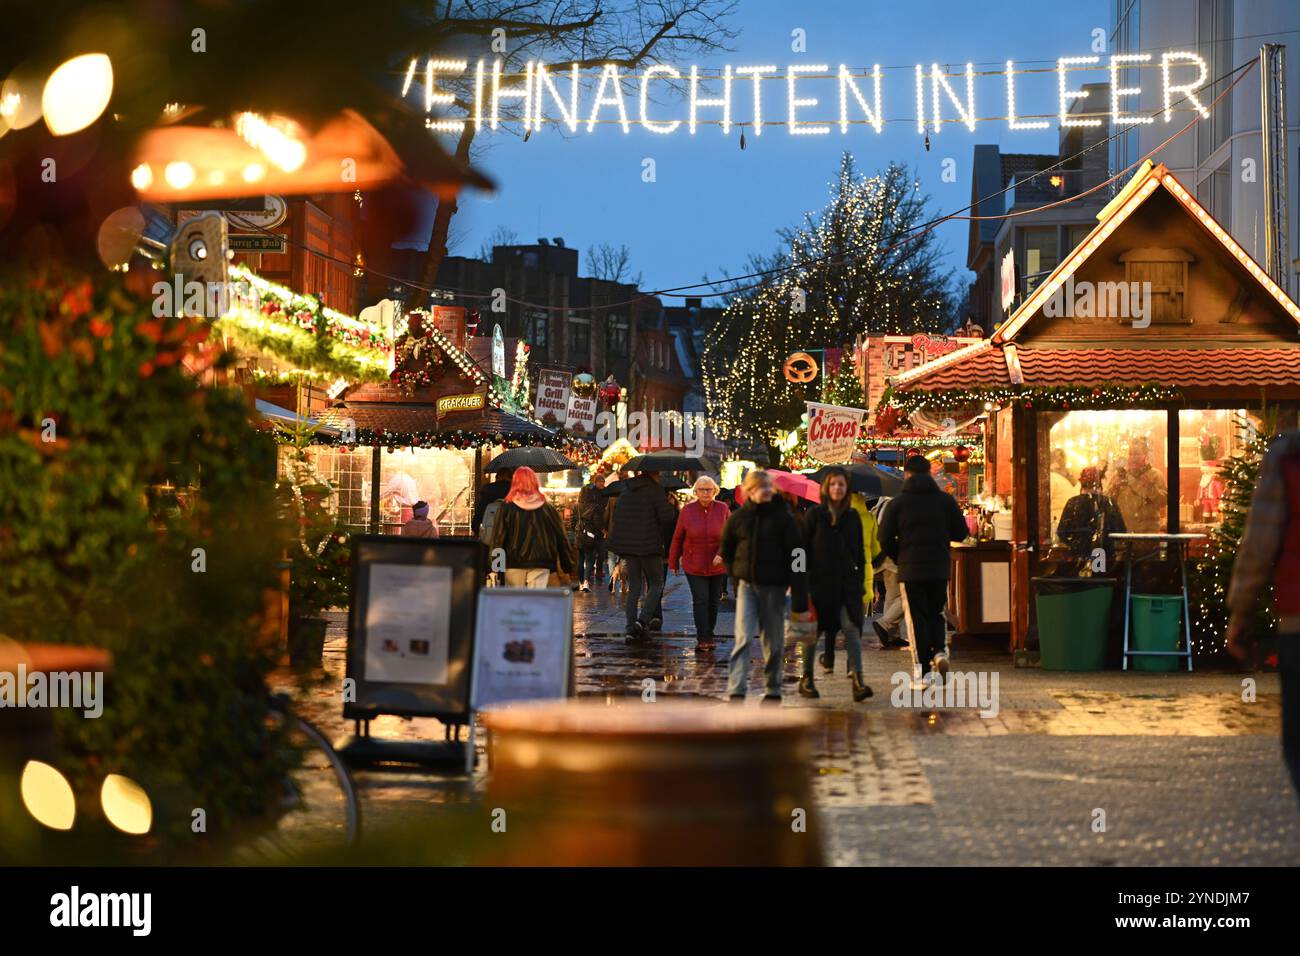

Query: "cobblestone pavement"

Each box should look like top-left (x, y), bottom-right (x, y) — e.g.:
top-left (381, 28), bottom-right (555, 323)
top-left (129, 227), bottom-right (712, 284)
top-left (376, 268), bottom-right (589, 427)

top-left (270, 576), bottom-right (1300, 865)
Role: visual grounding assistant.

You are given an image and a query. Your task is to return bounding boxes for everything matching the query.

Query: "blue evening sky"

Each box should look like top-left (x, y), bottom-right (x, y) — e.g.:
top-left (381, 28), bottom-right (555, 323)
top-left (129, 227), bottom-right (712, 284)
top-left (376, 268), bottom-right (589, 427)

top-left (423, 0), bottom-right (1108, 301)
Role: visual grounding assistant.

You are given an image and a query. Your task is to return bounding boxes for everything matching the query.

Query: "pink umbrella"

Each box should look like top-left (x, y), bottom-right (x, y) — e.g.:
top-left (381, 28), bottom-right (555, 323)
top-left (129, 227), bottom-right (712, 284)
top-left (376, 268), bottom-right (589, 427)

top-left (735, 469), bottom-right (821, 504)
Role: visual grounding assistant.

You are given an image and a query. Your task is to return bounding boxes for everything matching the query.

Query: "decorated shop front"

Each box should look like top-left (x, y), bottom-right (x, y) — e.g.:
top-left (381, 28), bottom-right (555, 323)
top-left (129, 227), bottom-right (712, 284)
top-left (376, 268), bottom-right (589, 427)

top-left (890, 163), bottom-right (1300, 656)
top-left (302, 310), bottom-right (597, 535)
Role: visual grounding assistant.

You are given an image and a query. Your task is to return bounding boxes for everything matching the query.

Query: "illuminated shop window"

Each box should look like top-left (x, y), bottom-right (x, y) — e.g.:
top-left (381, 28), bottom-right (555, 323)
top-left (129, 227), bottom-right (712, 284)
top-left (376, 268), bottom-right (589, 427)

top-left (1177, 409), bottom-right (1260, 533)
top-left (378, 447), bottom-right (475, 536)
top-left (1036, 409), bottom-right (1169, 550)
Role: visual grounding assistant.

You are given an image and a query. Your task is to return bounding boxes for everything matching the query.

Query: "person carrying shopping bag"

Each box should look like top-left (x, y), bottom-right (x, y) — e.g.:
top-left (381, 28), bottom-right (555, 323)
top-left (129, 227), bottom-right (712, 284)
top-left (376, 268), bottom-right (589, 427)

top-left (720, 470), bottom-right (809, 705)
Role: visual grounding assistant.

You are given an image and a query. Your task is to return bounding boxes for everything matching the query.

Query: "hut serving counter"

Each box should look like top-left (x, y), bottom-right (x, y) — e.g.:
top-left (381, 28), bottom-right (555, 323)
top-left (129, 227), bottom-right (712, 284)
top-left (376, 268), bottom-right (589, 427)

top-left (948, 540), bottom-right (1012, 636)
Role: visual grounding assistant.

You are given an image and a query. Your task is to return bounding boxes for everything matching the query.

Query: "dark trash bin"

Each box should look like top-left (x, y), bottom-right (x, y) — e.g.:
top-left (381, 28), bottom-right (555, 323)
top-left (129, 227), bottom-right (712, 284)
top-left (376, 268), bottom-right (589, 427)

top-left (1033, 577), bottom-right (1116, 671)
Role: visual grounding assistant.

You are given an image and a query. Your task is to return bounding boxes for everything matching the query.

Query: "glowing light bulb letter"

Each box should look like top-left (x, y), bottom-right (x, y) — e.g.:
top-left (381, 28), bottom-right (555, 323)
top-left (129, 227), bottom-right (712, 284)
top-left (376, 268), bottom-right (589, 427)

top-left (736, 66), bottom-right (776, 135)
top-left (1058, 56), bottom-right (1102, 127)
top-left (1161, 51), bottom-right (1210, 121)
top-left (689, 65), bottom-right (732, 134)
top-left (914, 64), bottom-right (926, 134)
top-left (929, 62), bottom-right (977, 133)
top-left (401, 58), bottom-right (418, 98)
top-left (1005, 60), bottom-right (1048, 130)
top-left (838, 64), bottom-right (883, 134)
top-left (425, 59), bottom-right (467, 132)
top-left (536, 61), bottom-right (581, 133)
top-left (639, 64), bottom-right (682, 134)
top-left (788, 64), bottom-right (829, 136)
top-left (474, 60), bottom-right (484, 130)
top-left (587, 63), bottom-right (631, 133)
top-left (1110, 53), bottom-right (1153, 126)
top-left (491, 59), bottom-right (533, 130)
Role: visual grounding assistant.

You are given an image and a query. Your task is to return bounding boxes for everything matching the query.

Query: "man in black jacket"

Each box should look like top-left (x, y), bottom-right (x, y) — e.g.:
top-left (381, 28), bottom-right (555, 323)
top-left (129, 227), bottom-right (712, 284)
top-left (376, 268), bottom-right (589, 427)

top-left (575, 473), bottom-right (607, 592)
top-left (878, 455), bottom-right (970, 684)
top-left (606, 471), bottom-right (678, 643)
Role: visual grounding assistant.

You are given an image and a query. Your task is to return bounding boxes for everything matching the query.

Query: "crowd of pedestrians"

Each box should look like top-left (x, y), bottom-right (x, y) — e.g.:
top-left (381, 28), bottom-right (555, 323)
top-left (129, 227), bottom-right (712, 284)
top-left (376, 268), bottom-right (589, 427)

top-left (474, 453), bottom-right (969, 703)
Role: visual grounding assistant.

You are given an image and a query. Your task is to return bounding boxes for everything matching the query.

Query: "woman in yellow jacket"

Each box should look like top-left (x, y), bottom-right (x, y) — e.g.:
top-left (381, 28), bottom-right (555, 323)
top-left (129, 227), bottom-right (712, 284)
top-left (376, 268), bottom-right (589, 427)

top-left (850, 492), bottom-right (882, 613)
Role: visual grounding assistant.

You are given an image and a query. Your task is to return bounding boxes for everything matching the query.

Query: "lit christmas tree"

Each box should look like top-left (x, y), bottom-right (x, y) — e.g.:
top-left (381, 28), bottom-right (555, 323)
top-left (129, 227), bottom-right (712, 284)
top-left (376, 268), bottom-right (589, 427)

top-left (703, 155), bottom-right (954, 444)
top-left (1190, 410), bottom-right (1279, 656)
top-left (821, 355), bottom-right (866, 409)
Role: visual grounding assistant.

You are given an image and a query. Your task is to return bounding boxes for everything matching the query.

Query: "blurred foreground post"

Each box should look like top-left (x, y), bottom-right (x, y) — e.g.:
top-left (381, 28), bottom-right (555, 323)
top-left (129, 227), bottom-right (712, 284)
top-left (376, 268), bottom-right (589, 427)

top-left (482, 701), bottom-right (820, 866)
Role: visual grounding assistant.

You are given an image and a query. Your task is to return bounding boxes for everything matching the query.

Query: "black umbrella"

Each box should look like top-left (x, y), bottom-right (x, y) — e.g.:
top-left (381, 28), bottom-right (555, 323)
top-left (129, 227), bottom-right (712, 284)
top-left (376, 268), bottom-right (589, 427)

top-left (485, 447), bottom-right (577, 473)
top-left (625, 452), bottom-right (716, 472)
top-left (810, 463), bottom-right (904, 498)
top-left (602, 475), bottom-right (687, 496)
top-left (601, 479), bottom-right (630, 498)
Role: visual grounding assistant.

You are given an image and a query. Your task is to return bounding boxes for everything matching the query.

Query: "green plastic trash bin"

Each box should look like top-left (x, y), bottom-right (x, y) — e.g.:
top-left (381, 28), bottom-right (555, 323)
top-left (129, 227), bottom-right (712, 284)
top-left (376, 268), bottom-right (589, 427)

top-left (1033, 577), bottom-right (1115, 671)
top-left (1129, 594), bottom-right (1182, 672)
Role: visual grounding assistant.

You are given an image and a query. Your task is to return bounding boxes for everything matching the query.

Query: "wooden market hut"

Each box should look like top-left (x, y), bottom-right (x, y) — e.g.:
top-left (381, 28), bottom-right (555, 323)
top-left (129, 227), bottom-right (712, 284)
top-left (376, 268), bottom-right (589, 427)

top-left (308, 317), bottom-right (592, 536)
top-left (891, 162), bottom-right (1300, 654)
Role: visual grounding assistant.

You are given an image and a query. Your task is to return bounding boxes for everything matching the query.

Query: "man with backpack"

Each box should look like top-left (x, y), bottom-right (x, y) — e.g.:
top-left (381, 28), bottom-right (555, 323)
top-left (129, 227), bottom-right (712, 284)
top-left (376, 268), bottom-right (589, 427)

top-left (606, 470), bottom-right (678, 644)
top-left (472, 467), bottom-right (514, 541)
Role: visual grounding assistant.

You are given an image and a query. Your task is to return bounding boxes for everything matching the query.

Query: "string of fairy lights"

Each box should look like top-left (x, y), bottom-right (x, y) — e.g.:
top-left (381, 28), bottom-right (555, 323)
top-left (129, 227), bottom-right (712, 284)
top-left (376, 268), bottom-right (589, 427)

top-left (701, 157), bottom-right (951, 441)
top-left (206, 56), bottom-right (1257, 466)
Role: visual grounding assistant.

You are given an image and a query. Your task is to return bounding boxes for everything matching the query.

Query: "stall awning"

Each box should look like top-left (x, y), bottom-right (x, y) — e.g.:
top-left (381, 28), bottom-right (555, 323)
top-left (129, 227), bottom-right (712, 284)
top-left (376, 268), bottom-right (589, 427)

top-left (896, 345), bottom-right (1300, 392)
top-left (254, 398), bottom-right (340, 436)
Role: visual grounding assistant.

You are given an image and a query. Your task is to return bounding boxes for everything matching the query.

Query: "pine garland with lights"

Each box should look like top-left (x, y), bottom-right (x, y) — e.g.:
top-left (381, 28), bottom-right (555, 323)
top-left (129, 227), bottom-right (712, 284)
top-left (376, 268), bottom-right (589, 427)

top-left (312, 427), bottom-right (600, 464)
top-left (703, 155), bottom-right (955, 442)
top-left (1189, 412), bottom-right (1278, 656)
top-left (214, 264), bottom-right (396, 382)
top-left (888, 382), bottom-right (1184, 414)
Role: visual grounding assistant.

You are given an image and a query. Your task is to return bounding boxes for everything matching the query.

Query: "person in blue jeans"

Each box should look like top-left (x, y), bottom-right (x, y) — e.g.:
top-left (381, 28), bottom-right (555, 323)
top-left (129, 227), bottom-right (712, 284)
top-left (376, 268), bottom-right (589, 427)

top-left (720, 470), bottom-right (809, 703)
top-left (606, 471), bottom-right (678, 643)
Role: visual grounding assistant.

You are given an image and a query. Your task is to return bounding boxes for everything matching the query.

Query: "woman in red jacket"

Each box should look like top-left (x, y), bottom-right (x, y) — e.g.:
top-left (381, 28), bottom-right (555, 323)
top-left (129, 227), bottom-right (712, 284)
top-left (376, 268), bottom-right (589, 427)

top-left (669, 475), bottom-right (729, 653)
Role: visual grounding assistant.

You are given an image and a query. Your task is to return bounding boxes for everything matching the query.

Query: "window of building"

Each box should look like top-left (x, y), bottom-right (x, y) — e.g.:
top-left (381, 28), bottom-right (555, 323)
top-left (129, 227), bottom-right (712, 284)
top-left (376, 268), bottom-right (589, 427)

top-left (1023, 227), bottom-right (1059, 293)
top-left (526, 309), bottom-right (548, 348)
top-left (608, 315), bottom-right (629, 356)
top-left (1197, 0), bottom-right (1234, 165)
top-left (567, 316), bottom-right (590, 364)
